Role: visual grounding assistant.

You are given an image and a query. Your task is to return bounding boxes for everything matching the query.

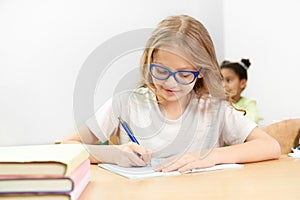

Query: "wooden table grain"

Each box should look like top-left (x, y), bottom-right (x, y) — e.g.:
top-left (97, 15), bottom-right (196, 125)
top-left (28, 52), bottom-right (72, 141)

top-left (79, 155), bottom-right (300, 200)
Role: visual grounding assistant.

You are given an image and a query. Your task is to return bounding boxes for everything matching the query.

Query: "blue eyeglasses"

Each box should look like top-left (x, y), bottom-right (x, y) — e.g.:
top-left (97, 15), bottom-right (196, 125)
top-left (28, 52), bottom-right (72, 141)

top-left (149, 63), bottom-right (202, 85)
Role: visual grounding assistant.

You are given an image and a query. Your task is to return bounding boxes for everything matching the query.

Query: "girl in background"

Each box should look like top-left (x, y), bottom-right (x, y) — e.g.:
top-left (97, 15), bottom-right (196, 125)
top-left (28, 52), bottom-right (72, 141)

top-left (220, 59), bottom-right (259, 123)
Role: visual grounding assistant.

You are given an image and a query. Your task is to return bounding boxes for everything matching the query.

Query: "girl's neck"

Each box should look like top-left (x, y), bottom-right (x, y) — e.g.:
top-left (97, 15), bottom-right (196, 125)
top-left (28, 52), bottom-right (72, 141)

top-left (158, 93), bottom-right (192, 120)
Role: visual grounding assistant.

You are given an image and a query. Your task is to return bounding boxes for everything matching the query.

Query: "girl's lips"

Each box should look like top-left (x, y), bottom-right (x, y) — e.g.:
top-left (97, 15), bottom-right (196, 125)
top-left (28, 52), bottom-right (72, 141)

top-left (164, 88), bottom-right (180, 93)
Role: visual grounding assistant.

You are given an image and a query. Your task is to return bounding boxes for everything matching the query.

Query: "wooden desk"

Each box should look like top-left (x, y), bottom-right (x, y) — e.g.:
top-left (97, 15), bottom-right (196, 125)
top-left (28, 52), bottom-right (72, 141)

top-left (79, 155), bottom-right (300, 200)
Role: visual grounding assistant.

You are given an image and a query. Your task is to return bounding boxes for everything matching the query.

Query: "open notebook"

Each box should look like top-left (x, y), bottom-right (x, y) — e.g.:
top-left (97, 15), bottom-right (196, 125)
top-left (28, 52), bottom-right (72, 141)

top-left (288, 148), bottom-right (300, 159)
top-left (98, 159), bottom-right (243, 179)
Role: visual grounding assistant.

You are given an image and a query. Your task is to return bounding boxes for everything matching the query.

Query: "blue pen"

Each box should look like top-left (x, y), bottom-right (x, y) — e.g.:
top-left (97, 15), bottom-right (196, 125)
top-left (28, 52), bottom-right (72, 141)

top-left (118, 117), bottom-right (140, 145)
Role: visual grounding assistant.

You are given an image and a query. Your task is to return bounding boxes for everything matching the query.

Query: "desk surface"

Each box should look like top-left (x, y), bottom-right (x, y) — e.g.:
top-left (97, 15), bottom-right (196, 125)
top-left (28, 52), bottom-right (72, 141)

top-left (79, 155), bottom-right (299, 200)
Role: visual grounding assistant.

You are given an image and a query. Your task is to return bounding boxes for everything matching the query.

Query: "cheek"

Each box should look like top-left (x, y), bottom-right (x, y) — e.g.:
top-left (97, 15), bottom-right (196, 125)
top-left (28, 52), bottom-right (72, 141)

top-left (181, 83), bottom-right (195, 93)
top-left (227, 82), bottom-right (234, 88)
top-left (229, 85), bottom-right (237, 92)
top-left (152, 79), bottom-right (162, 86)
top-left (224, 82), bottom-right (237, 93)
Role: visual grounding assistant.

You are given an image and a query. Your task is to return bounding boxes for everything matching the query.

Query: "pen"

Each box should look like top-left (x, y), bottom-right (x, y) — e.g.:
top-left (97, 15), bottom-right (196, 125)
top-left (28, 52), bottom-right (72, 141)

top-left (118, 117), bottom-right (140, 145)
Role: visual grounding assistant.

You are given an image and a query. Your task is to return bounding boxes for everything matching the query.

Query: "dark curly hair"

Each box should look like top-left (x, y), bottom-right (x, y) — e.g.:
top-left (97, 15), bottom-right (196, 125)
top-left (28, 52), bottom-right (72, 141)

top-left (220, 58), bottom-right (251, 80)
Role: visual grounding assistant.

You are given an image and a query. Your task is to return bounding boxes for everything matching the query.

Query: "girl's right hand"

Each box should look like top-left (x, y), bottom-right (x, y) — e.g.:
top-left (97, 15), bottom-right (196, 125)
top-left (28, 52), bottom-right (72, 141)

top-left (114, 142), bottom-right (152, 167)
top-left (88, 142), bottom-right (152, 167)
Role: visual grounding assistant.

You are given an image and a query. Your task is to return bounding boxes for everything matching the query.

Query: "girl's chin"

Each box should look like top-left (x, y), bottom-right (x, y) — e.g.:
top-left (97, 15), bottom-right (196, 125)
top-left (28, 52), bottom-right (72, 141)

top-left (164, 94), bottom-right (179, 99)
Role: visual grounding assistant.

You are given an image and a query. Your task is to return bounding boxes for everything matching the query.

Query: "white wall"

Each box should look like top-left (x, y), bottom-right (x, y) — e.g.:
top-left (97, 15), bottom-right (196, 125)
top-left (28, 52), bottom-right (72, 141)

top-left (0, 0), bottom-right (224, 146)
top-left (2, 0), bottom-right (298, 146)
top-left (223, 0), bottom-right (300, 126)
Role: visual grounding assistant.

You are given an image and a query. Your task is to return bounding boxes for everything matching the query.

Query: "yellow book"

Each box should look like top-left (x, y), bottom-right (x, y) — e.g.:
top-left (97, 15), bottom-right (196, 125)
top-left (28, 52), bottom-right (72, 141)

top-left (0, 144), bottom-right (89, 176)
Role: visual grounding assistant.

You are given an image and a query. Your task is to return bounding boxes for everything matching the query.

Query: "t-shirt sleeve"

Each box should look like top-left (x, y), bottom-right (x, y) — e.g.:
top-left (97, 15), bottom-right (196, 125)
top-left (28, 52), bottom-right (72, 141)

top-left (85, 98), bottom-right (120, 143)
top-left (222, 104), bottom-right (257, 145)
top-left (245, 99), bottom-right (259, 123)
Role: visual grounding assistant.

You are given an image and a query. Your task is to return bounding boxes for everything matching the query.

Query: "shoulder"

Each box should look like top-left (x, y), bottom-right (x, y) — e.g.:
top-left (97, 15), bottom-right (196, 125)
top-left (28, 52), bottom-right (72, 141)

top-left (195, 94), bottom-right (229, 113)
top-left (130, 87), bottom-right (156, 103)
top-left (201, 94), bottom-right (227, 104)
top-left (133, 87), bottom-right (155, 98)
top-left (234, 97), bottom-right (257, 110)
top-left (239, 97), bottom-right (256, 105)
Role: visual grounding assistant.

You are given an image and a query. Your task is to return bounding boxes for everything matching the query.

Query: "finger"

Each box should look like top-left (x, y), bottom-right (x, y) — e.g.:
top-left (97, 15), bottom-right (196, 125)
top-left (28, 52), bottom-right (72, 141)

top-left (155, 161), bottom-right (170, 171)
top-left (160, 161), bottom-right (187, 172)
top-left (178, 160), bottom-right (214, 173)
top-left (127, 152), bottom-right (147, 167)
top-left (154, 155), bottom-right (181, 171)
top-left (128, 143), bottom-right (152, 164)
top-left (116, 157), bottom-right (133, 168)
top-left (161, 153), bottom-right (198, 172)
top-left (178, 162), bottom-right (196, 173)
top-left (129, 142), bottom-right (151, 155)
top-left (140, 151), bottom-right (152, 165)
top-left (155, 154), bottom-right (183, 171)
top-left (156, 158), bottom-right (185, 172)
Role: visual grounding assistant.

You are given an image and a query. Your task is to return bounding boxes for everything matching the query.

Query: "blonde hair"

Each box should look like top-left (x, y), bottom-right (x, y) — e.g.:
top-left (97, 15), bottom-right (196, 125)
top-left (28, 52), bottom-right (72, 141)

top-left (139, 15), bottom-right (225, 100)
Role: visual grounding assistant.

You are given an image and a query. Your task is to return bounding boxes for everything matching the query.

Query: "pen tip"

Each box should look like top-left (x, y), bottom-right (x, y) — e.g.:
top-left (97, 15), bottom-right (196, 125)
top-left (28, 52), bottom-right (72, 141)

top-left (118, 116), bottom-right (123, 123)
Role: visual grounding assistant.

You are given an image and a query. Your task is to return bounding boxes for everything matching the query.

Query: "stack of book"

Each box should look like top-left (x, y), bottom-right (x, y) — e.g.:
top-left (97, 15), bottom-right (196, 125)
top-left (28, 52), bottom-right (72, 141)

top-left (0, 144), bottom-right (90, 200)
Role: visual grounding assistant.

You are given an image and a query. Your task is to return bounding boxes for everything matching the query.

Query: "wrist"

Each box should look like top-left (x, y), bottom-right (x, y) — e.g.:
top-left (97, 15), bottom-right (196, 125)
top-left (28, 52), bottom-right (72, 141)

top-left (209, 148), bottom-right (221, 165)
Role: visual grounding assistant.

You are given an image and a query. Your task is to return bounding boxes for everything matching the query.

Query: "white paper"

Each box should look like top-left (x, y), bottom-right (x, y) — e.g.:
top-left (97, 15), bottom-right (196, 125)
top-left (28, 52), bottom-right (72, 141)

top-left (288, 148), bottom-right (300, 159)
top-left (98, 160), bottom-right (243, 179)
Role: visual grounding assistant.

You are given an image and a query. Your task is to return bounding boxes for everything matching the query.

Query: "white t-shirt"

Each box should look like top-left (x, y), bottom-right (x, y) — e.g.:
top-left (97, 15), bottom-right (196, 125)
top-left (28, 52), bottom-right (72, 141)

top-left (86, 87), bottom-right (257, 158)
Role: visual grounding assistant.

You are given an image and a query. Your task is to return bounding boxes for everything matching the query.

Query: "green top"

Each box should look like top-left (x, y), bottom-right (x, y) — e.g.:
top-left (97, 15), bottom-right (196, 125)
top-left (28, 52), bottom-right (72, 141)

top-left (233, 97), bottom-right (259, 123)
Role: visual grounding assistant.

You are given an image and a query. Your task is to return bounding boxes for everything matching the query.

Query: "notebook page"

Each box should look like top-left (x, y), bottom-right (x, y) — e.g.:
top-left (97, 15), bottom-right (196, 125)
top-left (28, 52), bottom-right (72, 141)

top-left (98, 158), bottom-right (243, 179)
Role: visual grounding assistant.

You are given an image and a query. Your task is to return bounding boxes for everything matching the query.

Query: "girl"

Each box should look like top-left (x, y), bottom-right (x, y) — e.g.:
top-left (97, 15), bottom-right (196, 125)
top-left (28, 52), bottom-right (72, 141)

top-left (63, 15), bottom-right (280, 172)
top-left (220, 59), bottom-right (259, 123)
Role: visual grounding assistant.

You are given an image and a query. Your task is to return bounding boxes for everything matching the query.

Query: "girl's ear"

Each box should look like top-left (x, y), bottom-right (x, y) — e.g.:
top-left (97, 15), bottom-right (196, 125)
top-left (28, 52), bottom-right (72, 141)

top-left (197, 73), bottom-right (203, 79)
top-left (240, 79), bottom-right (247, 89)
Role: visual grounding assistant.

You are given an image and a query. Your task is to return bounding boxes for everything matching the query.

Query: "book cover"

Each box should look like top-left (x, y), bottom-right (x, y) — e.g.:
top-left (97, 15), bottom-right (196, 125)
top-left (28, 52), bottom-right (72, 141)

top-left (0, 144), bottom-right (89, 176)
top-left (0, 172), bottom-right (90, 200)
top-left (0, 159), bottom-right (90, 194)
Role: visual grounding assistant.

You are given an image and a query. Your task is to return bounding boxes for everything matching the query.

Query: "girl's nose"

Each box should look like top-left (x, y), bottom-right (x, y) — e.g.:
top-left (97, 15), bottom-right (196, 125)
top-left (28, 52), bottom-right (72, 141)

top-left (163, 75), bottom-right (178, 87)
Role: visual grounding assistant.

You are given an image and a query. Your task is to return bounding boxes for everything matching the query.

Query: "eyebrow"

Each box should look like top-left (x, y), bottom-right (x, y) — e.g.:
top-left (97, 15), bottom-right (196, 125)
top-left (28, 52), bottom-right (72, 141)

top-left (152, 61), bottom-right (196, 71)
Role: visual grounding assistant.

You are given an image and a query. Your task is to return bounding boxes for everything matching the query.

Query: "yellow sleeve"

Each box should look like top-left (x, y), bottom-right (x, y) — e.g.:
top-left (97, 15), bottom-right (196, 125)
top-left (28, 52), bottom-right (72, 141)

top-left (244, 100), bottom-right (259, 123)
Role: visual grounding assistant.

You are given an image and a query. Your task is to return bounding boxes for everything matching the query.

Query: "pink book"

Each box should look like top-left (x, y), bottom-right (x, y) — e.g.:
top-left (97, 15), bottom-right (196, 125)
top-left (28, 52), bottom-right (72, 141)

top-left (67, 159), bottom-right (90, 190)
top-left (69, 170), bottom-right (90, 200)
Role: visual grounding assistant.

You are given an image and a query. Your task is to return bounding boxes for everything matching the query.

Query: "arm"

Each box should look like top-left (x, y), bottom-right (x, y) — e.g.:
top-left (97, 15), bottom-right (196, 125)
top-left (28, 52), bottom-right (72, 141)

top-left (62, 125), bottom-right (103, 163)
top-left (62, 125), bottom-right (99, 145)
top-left (62, 125), bottom-right (152, 167)
top-left (156, 127), bottom-right (281, 172)
top-left (213, 127), bottom-right (281, 164)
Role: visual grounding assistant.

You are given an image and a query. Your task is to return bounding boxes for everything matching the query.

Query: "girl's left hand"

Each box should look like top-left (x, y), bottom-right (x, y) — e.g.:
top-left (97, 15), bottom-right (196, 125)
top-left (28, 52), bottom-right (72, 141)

top-left (155, 150), bottom-right (217, 173)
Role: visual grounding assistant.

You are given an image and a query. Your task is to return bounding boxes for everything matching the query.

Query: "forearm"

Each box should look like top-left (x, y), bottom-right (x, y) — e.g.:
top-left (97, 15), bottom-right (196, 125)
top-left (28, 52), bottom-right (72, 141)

top-left (84, 143), bottom-right (152, 167)
top-left (82, 144), bottom-right (115, 164)
top-left (212, 137), bottom-right (281, 164)
top-left (62, 125), bottom-right (99, 144)
top-left (86, 145), bottom-right (102, 164)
